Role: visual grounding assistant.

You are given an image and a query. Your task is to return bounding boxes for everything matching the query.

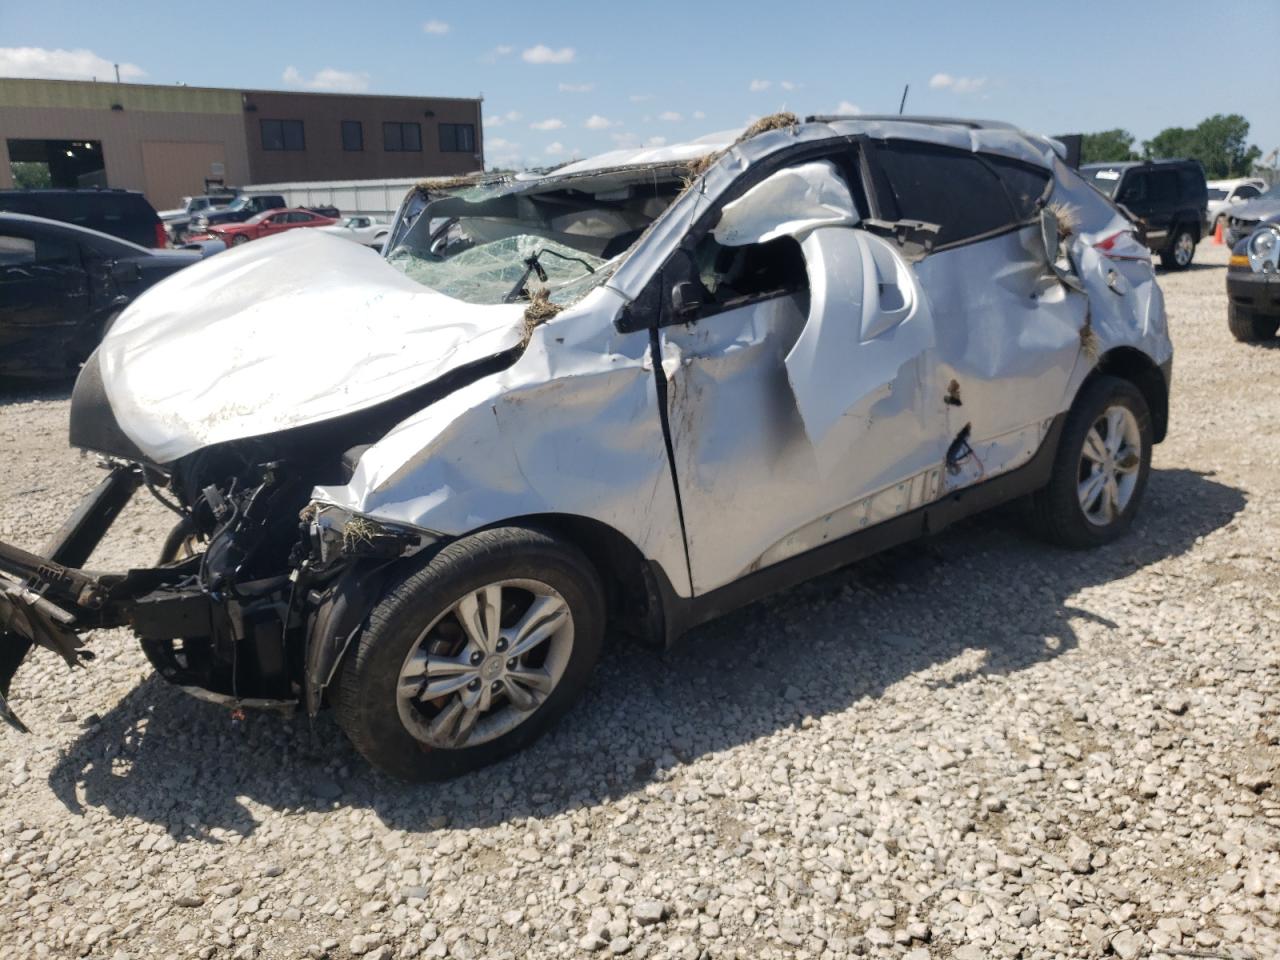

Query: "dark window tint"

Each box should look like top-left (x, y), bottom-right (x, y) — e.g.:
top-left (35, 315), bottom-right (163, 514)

top-left (986, 157), bottom-right (1051, 221)
top-left (286, 211), bottom-right (313, 223)
top-left (0, 234), bottom-right (35, 265)
top-left (384, 122), bottom-right (422, 152)
top-left (439, 123), bottom-right (476, 153)
top-left (261, 119), bottom-right (305, 151)
top-left (1148, 170), bottom-right (1179, 203)
top-left (1178, 167), bottom-right (1205, 198)
top-left (33, 234), bottom-right (78, 265)
top-left (1237, 185), bottom-right (1261, 199)
top-left (867, 141), bottom-right (1016, 246)
top-left (342, 120), bottom-right (363, 151)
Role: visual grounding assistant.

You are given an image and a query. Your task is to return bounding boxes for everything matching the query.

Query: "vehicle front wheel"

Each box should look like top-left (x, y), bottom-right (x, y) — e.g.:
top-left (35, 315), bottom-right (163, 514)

top-left (1031, 375), bottom-right (1153, 548)
top-left (332, 526), bottom-right (605, 781)
top-left (1228, 303), bottom-right (1280, 342)
top-left (231, 234), bottom-right (250, 246)
top-left (1160, 227), bottom-right (1196, 269)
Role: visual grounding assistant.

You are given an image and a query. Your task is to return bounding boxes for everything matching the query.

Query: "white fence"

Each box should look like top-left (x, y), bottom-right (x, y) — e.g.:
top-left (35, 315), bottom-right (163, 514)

top-left (241, 177), bottom-right (420, 220)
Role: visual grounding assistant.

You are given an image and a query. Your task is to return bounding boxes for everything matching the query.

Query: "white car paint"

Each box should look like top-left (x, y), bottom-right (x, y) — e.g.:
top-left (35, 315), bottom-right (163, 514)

top-left (97, 117), bottom-right (1171, 602)
top-left (319, 215), bottom-right (391, 248)
top-left (1206, 177), bottom-right (1267, 230)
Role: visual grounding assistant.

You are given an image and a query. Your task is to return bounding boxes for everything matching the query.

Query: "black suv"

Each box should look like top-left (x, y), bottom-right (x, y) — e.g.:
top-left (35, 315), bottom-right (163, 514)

top-left (0, 189), bottom-right (166, 249)
top-left (1080, 159), bottom-right (1208, 269)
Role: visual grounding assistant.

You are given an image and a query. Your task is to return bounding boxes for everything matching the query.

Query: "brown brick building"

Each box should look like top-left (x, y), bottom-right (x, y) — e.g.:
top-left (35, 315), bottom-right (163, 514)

top-left (0, 78), bottom-right (484, 209)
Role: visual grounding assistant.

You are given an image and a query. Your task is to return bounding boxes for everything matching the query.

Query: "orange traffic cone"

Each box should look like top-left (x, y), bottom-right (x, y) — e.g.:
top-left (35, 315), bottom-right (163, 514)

top-left (1214, 220), bottom-right (1224, 245)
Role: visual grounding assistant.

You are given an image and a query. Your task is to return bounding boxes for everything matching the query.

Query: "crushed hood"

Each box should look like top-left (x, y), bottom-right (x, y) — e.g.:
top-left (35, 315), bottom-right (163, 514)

top-left (94, 230), bottom-right (525, 464)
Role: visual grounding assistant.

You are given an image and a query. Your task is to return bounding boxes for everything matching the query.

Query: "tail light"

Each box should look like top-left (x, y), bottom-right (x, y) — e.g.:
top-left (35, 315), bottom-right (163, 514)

top-left (1093, 230), bottom-right (1149, 262)
top-left (154, 222), bottom-right (168, 249)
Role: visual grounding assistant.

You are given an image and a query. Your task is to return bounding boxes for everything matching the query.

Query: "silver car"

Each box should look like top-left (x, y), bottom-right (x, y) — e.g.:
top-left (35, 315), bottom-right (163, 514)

top-left (0, 115), bottom-right (1172, 780)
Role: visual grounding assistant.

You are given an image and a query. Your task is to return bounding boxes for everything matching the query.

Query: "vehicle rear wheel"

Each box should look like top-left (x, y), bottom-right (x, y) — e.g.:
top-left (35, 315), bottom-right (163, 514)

top-left (1160, 227), bottom-right (1196, 269)
top-left (1031, 375), bottom-right (1152, 548)
top-left (1228, 303), bottom-right (1280, 342)
top-left (332, 526), bottom-right (605, 781)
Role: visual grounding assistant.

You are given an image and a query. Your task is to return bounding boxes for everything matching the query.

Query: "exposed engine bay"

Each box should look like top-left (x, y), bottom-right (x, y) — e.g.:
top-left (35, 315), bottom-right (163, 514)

top-left (0, 160), bottom-right (697, 731)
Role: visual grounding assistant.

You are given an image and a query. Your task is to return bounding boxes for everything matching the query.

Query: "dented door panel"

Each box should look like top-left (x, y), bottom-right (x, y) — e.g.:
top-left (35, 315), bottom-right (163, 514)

top-left (917, 226), bottom-right (1086, 460)
top-left (663, 227), bottom-right (947, 595)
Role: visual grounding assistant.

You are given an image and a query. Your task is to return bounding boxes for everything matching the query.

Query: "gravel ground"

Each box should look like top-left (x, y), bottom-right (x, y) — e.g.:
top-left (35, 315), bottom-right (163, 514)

top-left (2, 240), bottom-right (1278, 960)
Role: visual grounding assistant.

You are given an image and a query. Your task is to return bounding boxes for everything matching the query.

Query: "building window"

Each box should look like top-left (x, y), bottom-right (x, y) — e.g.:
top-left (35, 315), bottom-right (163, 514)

top-left (439, 123), bottom-right (476, 153)
top-left (341, 120), bottom-right (363, 152)
top-left (383, 122), bottom-right (422, 152)
top-left (261, 119), bottom-right (305, 151)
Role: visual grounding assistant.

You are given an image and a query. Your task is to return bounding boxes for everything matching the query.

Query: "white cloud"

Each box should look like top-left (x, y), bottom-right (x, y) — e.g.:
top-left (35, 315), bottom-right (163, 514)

top-left (283, 65), bottom-right (369, 93)
top-left (0, 46), bottom-right (145, 81)
top-left (645, 136), bottom-right (667, 147)
top-left (748, 79), bottom-right (771, 92)
top-left (523, 44), bottom-right (575, 65)
top-left (584, 114), bottom-right (615, 130)
top-left (486, 137), bottom-right (519, 150)
top-left (780, 80), bottom-right (802, 91)
top-left (481, 44), bottom-right (513, 63)
top-left (422, 20), bottom-right (450, 35)
top-left (484, 110), bottom-right (523, 128)
top-left (692, 110), bottom-right (706, 120)
top-left (530, 117), bottom-right (565, 131)
top-left (658, 111), bottom-right (683, 122)
top-left (545, 142), bottom-right (565, 156)
top-left (929, 72), bottom-right (986, 94)
top-left (835, 100), bottom-right (861, 115)
top-left (611, 131), bottom-right (640, 147)
top-left (558, 81), bottom-right (593, 93)
top-left (628, 93), bottom-right (653, 103)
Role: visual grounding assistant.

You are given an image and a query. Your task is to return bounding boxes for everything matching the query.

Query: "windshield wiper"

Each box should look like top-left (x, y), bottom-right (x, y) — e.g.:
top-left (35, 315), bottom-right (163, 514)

top-left (502, 247), bottom-right (597, 303)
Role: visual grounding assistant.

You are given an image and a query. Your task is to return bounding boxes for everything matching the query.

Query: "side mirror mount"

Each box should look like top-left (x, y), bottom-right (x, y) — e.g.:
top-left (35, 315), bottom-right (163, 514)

top-left (110, 260), bottom-right (141, 284)
top-left (671, 280), bottom-right (703, 321)
top-left (1038, 208), bottom-right (1060, 269)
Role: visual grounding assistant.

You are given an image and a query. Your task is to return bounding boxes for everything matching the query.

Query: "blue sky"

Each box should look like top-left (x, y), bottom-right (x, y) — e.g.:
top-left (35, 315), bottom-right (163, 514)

top-left (2, 0), bottom-right (1276, 170)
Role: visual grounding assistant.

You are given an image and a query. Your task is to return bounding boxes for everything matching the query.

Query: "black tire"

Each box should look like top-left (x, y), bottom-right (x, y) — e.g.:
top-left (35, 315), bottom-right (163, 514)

top-left (231, 234), bottom-right (250, 246)
top-left (1159, 226), bottom-right (1196, 270)
top-left (332, 526), bottom-right (605, 781)
top-left (1031, 375), bottom-right (1153, 549)
top-left (1228, 303), bottom-right (1280, 343)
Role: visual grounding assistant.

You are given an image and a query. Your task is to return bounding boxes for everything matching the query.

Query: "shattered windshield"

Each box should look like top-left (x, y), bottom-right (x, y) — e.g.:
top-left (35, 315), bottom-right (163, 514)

top-left (389, 233), bottom-right (607, 305)
top-left (385, 167), bottom-right (686, 305)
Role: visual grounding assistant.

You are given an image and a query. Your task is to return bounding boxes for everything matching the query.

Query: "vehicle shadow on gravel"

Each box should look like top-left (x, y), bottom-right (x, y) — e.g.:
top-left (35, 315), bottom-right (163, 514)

top-left (0, 378), bottom-right (74, 402)
top-left (46, 467), bottom-right (1244, 839)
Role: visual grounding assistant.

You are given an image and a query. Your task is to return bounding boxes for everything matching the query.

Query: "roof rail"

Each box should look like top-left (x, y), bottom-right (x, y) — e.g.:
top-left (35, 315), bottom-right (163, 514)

top-left (805, 114), bottom-right (1013, 131)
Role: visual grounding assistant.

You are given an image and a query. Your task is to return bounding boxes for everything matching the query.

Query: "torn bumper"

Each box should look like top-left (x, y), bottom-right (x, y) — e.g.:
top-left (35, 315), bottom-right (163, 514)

top-left (0, 463), bottom-right (142, 732)
top-left (0, 580), bottom-right (85, 731)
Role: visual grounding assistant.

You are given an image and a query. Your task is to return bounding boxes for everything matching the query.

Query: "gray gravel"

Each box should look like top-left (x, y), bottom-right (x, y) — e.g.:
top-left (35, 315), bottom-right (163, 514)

top-left (2, 241), bottom-right (1278, 959)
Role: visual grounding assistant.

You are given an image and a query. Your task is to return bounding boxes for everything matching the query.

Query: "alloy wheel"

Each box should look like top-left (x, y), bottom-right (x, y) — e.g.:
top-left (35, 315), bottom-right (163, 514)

top-left (395, 579), bottom-right (574, 749)
top-left (1174, 232), bottom-right (1194, 267)
top-left (1077, 405), bottom-right (1142, 526)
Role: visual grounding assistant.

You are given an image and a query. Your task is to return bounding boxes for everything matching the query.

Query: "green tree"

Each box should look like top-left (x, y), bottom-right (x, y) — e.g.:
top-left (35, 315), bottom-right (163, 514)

top-left (1143, 126), bottom-right (1196, 162)
top-left (10, 162), bottom-right (52, 190)
top-left (1143, 114), bottom-right (1261, 178)
top-left (1191, 113), bottom-right (1261, 178)
top-left (1080, 129), bottom-right (1137, 164)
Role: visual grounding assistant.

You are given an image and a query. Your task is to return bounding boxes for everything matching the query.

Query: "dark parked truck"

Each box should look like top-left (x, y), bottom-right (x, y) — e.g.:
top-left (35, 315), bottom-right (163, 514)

top-left (1080, 159), bottom-right (1208, 269)
top-left (0, 213), bottom-right (199, 378)
top-left (0, 188), bottom-right (167, 249)
top-left (187, 193), bottom-right (288, 237)
top-left (0, 116), bottom-right (1173, 781)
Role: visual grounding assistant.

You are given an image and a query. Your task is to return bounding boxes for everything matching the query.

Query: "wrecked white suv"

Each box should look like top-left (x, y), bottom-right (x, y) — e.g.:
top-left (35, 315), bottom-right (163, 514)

top-left (0, 115), bottom-right (1171, 780)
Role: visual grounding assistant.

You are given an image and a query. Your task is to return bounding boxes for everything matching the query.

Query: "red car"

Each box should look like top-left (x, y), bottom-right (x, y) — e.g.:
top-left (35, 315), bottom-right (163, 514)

top-left (197, 208), bottom-right (337, 247)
